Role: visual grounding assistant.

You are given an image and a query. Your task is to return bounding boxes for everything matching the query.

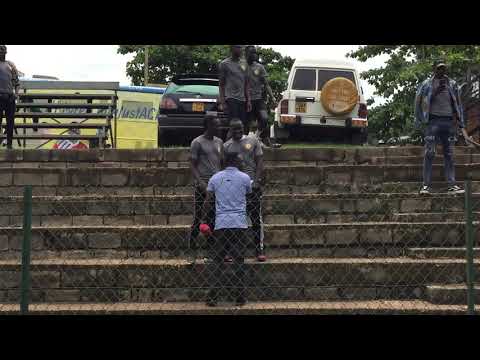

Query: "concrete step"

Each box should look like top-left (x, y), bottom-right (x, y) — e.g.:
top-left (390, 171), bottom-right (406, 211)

top-left (0, 300), bottom-right (471, 315)
top-left (382, 155), bottom-right (476, 165)
top-left (5, 212), bottom-right (461, 227)
top-left (407, 248), bottom-right (480, 259)
top-left (392, 212), bottom-right (475, 222)
top-left (0, 258), bottom-right (477, 303)
top-left (1, 164), bottom-right (480, 190)
top-left (0, 222), bottom-right (471, 254)
top-left (381, 181), bottom-right (480, 193)
top-left (0, 186), bottom-right (192, 197)
top-left (0, 183), bottom-right (471, 197)
top-left (0, 284), bottom-right (426, 303)
top-left (4, 154), bottom-right (478, 168)
top-left (0, 181), bottom-right (477, 197)
top-left (0, 246), bottom-right (413, 261)
top-left (1, 245), bottom-right (475, 261)
top-left (0, 147), bottom-right (474, 166)
top-left (425, 284), bottom-right (480, 305)
top-left (0, 194), bottom-right (472, 224)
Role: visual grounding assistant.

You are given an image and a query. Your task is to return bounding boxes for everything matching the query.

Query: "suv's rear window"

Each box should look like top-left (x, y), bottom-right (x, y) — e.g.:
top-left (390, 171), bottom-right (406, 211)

top-left (165, 84), bottom-right (219, 96)
top-left (292, 69), bottom-right (316, 91)
top-left (318, 70), bottom-right (356, 90)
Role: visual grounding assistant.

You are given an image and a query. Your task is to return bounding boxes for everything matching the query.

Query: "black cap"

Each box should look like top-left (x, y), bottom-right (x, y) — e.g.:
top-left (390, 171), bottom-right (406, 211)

top-left (0, 45), bottom-right (6, 53)
top-left (225, 151), bottom-right (241, 164)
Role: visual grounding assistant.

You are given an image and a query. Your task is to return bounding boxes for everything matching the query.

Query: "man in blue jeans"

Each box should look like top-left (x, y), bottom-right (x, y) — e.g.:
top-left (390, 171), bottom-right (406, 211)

top-left (415, 60), bottom-right (469, 195)
top-left (200, 151), bottom-right (252, 307)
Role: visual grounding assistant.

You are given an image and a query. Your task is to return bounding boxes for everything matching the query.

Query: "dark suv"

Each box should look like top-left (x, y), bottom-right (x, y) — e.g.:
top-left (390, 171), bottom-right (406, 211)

top-left (157, 74), bottom-right (229, 146)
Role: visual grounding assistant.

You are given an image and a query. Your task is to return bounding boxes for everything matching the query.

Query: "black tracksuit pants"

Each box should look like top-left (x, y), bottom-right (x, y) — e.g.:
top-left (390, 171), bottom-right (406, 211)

top-left (190, 185), bottom-right (215, 251)
top-left (207, 228), bottom-right (248, 301)
top-left (247, 187), bottom-right (264, 256)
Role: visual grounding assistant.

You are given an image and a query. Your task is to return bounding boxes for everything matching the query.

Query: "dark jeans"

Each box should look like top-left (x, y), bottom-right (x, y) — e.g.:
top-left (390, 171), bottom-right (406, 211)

top-left (0, 94), bottom-right (15, 149)
top-left (248, 99), bottom-right (269, 140)
top-left (423, 115), bottom-right (456, 187)
top-left (190, 185), bottom-right (215, 250)
top-left (226, 99), bottom-right (248, 139)
top-left (207, 228), bottom-right (248, 301)
top-left (247, 187), bottom-right (264, 256)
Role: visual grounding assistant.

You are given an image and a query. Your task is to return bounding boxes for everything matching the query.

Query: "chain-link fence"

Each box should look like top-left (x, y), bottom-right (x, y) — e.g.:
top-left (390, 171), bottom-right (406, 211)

top-left (0, 146), bottom-right (478, 315)
top-left (0, 181), bottom-right (477, 314)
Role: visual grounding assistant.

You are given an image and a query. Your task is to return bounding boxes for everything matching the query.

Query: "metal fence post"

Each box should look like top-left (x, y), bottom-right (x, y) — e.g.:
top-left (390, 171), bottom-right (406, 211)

top-left (20, 185), bottom-right (32, 315)
top-left (464, 179), bottom-right (476, 315)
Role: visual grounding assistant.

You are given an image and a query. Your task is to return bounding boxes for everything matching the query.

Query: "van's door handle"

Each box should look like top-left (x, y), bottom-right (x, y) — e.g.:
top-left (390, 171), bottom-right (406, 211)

top-left (296, 97), bottom-right (315, 102)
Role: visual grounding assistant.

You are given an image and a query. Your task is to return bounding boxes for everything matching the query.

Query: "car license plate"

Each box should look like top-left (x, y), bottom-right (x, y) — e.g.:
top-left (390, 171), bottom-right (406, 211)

top-left (192, 103), bottom-right (204, 112)
top-left (295, 102), bottom-right (306, 113)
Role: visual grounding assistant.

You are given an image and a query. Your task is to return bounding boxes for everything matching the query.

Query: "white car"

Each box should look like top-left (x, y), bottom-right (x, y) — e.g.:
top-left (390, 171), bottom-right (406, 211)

top-left (271, 59), bottom-right (368, 145)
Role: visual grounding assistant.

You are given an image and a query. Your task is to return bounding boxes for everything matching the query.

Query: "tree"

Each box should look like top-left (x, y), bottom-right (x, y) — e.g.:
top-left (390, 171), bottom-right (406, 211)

top-left (117, 45), bottom-right (294, 103)
top-left (255, 46), bottom-right (295, 103)
top-left (348, 45), bottom-right (480, 142)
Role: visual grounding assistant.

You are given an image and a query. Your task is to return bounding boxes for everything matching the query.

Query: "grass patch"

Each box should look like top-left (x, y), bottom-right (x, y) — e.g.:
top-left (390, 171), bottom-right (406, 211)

top-left (282, 142), bottom-right (374, 149)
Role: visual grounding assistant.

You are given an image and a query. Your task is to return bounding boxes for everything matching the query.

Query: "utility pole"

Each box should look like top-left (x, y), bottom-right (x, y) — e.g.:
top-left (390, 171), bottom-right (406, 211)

top-left (144, 45), bottom-right (149, 86)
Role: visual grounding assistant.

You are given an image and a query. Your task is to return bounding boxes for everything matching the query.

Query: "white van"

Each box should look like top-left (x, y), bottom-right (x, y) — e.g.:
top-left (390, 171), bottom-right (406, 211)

top-left (271, 59), bottom-right (368, 144)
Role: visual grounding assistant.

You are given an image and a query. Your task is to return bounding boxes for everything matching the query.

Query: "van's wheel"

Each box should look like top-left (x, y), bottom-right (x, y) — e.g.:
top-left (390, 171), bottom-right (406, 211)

top-left (351, 130), bottom-right (368, 145)
top-left (289, 126), bottom-right (302, 141)
top-left (351, 132), bottom-right (363, 145)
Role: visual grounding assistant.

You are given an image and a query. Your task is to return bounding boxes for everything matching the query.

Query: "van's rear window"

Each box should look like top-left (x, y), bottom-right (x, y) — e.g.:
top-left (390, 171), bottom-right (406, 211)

top-left (318, 70), bottom-right (356, 90)
top-left (292, 69), bottom-right (316, 91)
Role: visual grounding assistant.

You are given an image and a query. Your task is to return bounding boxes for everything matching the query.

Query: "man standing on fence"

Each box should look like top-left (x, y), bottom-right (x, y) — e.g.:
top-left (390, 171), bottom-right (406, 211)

top-left (0, 45), bottom-right (20, 150)
top-left (218, 45), bottom-right (251, 136)
top-left (224, 118), bottom-right (266, 262)
top-left (415, 60), bottom-right (468, 195)
top-left (190, 115), bottom-right (224, 261)
top-left (200, 151), bottom-right (251, 307)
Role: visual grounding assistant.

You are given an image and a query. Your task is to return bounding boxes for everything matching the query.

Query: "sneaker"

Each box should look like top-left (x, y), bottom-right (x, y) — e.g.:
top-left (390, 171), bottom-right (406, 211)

top-left (261, 138), bottom-right (282, 149)
top-left (447, 185), bottom-right (465, 195)
top-left (419, 186), bottom-right (432, 195)
top-left (235, 297), bottom-right (247, 306)
top-left (224, 255), bottom-right (233, 263)
top-left (188, 247), bottom-right (198, 264)
top-left (206, 299), bottom-right (218, 307)
top-left (256, 254), bottom-right (267, 262)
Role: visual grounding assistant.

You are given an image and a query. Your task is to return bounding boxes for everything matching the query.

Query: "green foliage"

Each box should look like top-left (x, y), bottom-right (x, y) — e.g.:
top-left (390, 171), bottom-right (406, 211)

top-left (255, 46), bottom-right (295, 103)
top-left (348, 45), bottom-right (480, 141)
top-left (117, 45), bottom-right (227, 85)
top-left (117, 45), bottom-right (294, 103)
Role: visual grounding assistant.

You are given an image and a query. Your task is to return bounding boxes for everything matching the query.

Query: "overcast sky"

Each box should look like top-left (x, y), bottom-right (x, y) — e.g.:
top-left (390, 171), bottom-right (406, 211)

top-left (5, 45), bottom-right (386, 102)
